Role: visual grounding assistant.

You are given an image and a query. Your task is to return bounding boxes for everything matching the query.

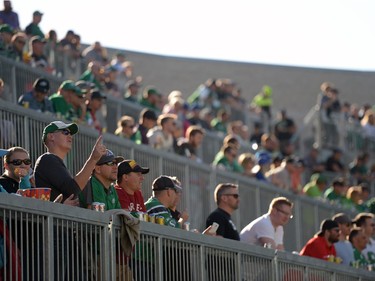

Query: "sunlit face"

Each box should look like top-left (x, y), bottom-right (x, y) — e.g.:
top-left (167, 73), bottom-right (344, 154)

top-left (49, 129), bottom-right (73, 151)
top-left (122, 172), bottom-right (144, 192)
top-left (221, 188), bottom-right (240, 211)
top-left (5, 151), bottom-right (31, 181)
top-left (96, 161), bottom-right (118, 183)
top-left (273, 204), bottom-right (293, 226)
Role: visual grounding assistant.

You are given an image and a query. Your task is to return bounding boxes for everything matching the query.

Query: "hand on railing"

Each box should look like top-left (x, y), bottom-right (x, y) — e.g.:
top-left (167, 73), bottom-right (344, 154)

top-left (62, 194), bottom-right (79, 206)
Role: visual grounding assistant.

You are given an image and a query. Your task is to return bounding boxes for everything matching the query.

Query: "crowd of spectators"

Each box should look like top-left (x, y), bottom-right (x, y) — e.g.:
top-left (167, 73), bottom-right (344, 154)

top-left (1, 1), bottom-right (375, 277)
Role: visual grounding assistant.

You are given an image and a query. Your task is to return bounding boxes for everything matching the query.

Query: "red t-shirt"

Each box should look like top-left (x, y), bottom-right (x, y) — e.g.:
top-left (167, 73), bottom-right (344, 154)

top-left (115, 185), bottom-right (146, 213)
top-left (300, 235), bottom-right (336, 260)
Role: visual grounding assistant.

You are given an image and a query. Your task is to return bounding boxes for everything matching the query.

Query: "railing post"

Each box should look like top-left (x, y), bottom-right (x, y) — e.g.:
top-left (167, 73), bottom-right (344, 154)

top-left (46, 216), bottom-right (54, 280)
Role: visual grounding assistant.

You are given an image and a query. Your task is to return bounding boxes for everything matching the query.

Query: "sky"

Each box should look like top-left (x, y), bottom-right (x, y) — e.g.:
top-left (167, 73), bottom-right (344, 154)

top-left (11, 0), bottom-right (375, 71)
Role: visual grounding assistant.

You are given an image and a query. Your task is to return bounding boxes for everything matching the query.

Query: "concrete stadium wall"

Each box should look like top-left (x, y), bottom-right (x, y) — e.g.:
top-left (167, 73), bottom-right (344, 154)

top-left (113, 48), bottom-right (375, 126)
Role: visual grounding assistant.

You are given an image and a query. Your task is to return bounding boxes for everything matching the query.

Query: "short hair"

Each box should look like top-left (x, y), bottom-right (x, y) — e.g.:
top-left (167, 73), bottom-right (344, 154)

top-left (186, 125), bottom-right (205, 139)
top-left (349, 227), bottom-right (364, 243)
top-left (4, 147), bottom-right (29, 164)
top-left (157, 113), bottom-right (176, 127)
top-left (238, 153), bottom-right (255, 166)
top-left (223, 134), bottom-right (239, 146)
top-left (115, 115), bottom-right (134, 135)
top-left (214, 183), bottom-right (238, 204)
top-left (269, 197), bottom-right (293, 213)
top-left (353, 212), bottom-right (374, 227)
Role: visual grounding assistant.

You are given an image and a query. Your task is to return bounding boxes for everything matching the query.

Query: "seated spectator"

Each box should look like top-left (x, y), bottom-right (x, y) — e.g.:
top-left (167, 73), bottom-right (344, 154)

top-left (361, 110), bottom-right (375, 140)
top-left (175, 125), bottom-right (205, 162)
top-left (273, 109), bottom-right (297, 150)
top-left (302, 145), bottom-right (326, 179)
top-left (206, 183), bottom-right (240, 240)
top-left (81, 41), bottom-right (107, 65)
top-left (124, 79), bottom-right (141, 103)
top-left (0, 77), bottom-right (12, 102)
top-left (251, 151), bottom-right (272, 182)
top-left (114, 115), bottom-right (141, 144)
top-left (145, 175), bottom-right (182, 228)
top-left (24, 10), bottom-right (44, 38)
top-left (325, 148), bottom-right (345, 174)
top-left (342, 186), bottom-right (368, 212)
top-left (240, 197), bottom-right (293, 250)
top-left (3, 31), bottom-right (26, 62)
top-left (352, 212), bottom-right (375, 265)
top-left (196, 107), bottom-right (214, 131)
top-left (265, 156), bottom-right (296, 191)
top-left (49, 80), bottom-right (80, 119)
top-left (349, 152), bottom-right (370, 184)
top-left (249, 122), bottom-right (264, 148)
top-left (79, 61), bottom-right (105, 90)
top-left (79, 149), bottom-right (123, 210)
top-left (0, 23), bottom-right (14, 52)
top-left (103, 65), bottom-right (121, 98)
top-left (187, 78), bottom-right (220, 109)
top-left (28, 35), bottom-right (53, 73)
top-left (303, 173), bottom-right (327, 198)
top-left (34, 121), bottom-right (106, 203)
top-left (211, 108), bottom-right (230, 136)
top-left (114, 159), bottom-right (149, 216)
top-left (257, 133), bottom-right (279, 159)
top-left (18, 77), bottom-right (54, 113)
top-left (147, 113), bottom-right (177, 152)
top-left (332, 213), bottom-right (354, 266)
top-left (86, 89), bottom-right (107, 133)
top-left (238, 152), bottom-right (256, 177)
top-left (139, 86), bottom-right (162, 113)
top-left (65, 85), bottom-right (87, 123)
top-left (168, 177), bottom-right (189, 229)
top-left (212, 144), bottom-right (243, 173)
top-left (136, 108), bottom-right (157, 145)
top-left (300, 219), bottom-right (340, 260)
top-left (349, 227), bottom-right (369, 267)
top-left (0, 146), bottom-right (33, 193)
top-left (323, 177), bottom-right (348, 205)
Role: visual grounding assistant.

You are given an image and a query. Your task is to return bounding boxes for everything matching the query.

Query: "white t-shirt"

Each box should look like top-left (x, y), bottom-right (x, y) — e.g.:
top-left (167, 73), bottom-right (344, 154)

top-left (362, 237), bottom-right (375, 264)
top-left (240, 214), bottom-right (284, 247)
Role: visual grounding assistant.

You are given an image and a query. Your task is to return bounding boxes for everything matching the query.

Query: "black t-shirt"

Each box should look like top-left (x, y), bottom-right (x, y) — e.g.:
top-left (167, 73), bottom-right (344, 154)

top-left (206, 208), bottom-right (240, 241)
top-left (0, 174), bottom-right (19, 193)
top-left (34, 152), bottom-right (81, 201)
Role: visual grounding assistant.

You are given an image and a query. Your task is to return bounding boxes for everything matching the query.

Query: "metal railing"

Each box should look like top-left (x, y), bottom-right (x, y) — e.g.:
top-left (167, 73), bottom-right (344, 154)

top-left (0, 194), bottom-right (374, 281)
top-left (0, 101), bottom-right (359, 253)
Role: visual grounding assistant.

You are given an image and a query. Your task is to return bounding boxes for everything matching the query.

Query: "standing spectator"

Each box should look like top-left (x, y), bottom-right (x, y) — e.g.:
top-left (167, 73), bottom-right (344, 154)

top-left (115, 159), bottom-right (149, 216)
top-left (24, 10), bottom-right (44, 38)
top-left (206, 183), bottom-right (240, 240)
top-left (136, 108), bottom-right (157, 145)
top-left (300, 219), bottom-right (340, 260)
top-left (175, 125), bottom-right (205, 162)
top-left (361, 110), bottom-right (375, 140)
top-left (145, 175), bottom-right (182, 228)
top-left (250, 85), bottom-right (273, 133)
top-left (349, 227), bottom-right (370, 267)
top-left (0, 147), bottom-right (32, 193)
top-left (79, 149), bottom-right (123, 210)
top-left (18, 77), bottom-right (54, 113)
top-left (0, 1), bottom-right (20, 30)
top-left (34, 121), bottom-right (106, 202)
top-left (332, 213), bottom-right (354, 266)
top-left (352, 212), bottom-right (375, 264)
top-left (240, 197), bottom-right (293, 250)
top-left (147, 113), bottom-right (177, 152)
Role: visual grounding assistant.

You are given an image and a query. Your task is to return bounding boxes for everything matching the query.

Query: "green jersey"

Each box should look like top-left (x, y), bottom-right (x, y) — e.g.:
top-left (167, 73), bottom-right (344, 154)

top-left (145, 197), bottom-right (179, 228)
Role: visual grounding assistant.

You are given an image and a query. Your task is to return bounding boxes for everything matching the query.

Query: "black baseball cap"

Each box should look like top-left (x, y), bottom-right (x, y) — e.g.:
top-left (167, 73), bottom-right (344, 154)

top-left (152, 175), bottom-right (182, 192)
top-left (316, 219), bottom-right (339, 237)
top-left (96, 150), bottom-right (124, 165)
top-left (33, 78), bottom-right (50, 93)
top-left (117, 160), bottom-right (149, 179)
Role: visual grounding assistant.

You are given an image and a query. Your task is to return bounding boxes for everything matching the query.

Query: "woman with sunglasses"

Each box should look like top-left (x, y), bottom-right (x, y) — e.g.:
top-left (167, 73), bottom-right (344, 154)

top-left (0, 146), bottom-right (33, 193)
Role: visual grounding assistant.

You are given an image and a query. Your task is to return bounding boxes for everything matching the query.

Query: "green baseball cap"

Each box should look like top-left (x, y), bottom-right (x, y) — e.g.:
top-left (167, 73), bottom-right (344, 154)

top-left (42, 121), bottom-right (78, 142)
top-left (0, 24), bottom-right (13, 34)
top-left (59, 80), bottom-right (83, 95)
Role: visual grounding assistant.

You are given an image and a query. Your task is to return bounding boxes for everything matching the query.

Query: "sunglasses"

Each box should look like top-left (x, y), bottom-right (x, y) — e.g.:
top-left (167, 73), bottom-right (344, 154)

top-left (223, 194), bottom-right (239, 199)
top-left (100, 161), bottom-right (117, 166)
top-left (8, 159), bottom-right (32, 166)
top-left (57, 129), bottom-right (72, 136)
